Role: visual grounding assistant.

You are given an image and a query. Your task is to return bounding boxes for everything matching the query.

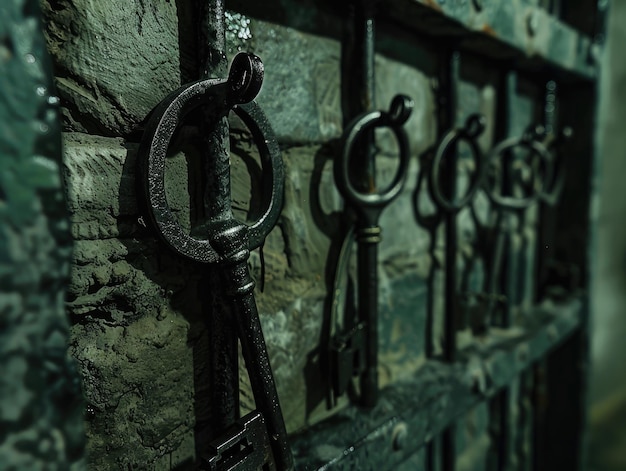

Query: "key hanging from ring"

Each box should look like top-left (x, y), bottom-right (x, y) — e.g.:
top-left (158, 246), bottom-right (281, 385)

top-left (428, 50), bottom-right (487, 361)
top-left (481, 76), bottom-right (558, 336)
top-left (331, 95), bottom-right (414, 408)
top-left (472, 70), bottom-right (520, 331)
top-left (329, 0), bottom-right (413, 409)
top-left (137, 0), bottom-right (294, 468)
top-left (428, 50), bottom-right (486, 342)
top-left (327, 0), bottom-right (376, 408)
top-left (537, 80), bottom-right (573, 206)
top-left (484, 72), bottom-right (556, 211)
top-left (431, 48), bottom-right (486, 471)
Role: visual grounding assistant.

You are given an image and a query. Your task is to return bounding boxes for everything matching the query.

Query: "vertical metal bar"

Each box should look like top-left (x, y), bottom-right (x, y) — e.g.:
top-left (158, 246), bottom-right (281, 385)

top-left (441, 51), bottom-right (460, 363)
top-left (500, 71), bottom-right (517, 329)
top-left (197, 0), bottom-right (232, 220)
top-left (531, 82), bottom-right (558, 471)
top-left (499, 71), bottom-right (518, 471)
top-left (341, 0), bottom-right (379, 408)
top-left (354, 0), bottom-right (378, 409)
top-left (440, 50), bottom-right (460, 471)
top-left (538, 81), bottom-right (596, 471)
top-left (341, 0), bottom-right (376, 187)
top-left (197, 0), bottom-right (239, 440)
top-left (486, 70), bottom-right (517, 471)
top-left (531, 80), bottom-right (556, 471)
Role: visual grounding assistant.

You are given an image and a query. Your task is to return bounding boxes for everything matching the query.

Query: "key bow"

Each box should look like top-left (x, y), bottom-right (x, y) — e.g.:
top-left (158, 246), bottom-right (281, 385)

top-left (138, 52), bottom-right (283, 263)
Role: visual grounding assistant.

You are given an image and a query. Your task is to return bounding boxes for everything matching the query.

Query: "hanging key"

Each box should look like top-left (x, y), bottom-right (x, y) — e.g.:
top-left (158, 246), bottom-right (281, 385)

top-left (333, 95), bottom-right (413, 407)
top-left (427, 50), bottom-right (487, 350)
top-left (138, 52), bottom-right (293, 470)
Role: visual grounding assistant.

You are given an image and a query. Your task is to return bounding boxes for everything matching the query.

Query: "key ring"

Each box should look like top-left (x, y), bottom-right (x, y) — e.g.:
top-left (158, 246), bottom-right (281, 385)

top-left (138, 53), bottom-right (283, 263)
top-left (334, 94), bottom-right (413, 222)
top-left (537, 127), bottom-right (572, 206)
top-left (485, 127), bottom-right (554, 210)
top-left (429, 114), bottom-right (486, 212)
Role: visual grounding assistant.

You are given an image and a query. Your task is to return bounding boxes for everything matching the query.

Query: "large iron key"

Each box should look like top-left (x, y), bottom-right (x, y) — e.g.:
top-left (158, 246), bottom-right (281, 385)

top-left (138, 53), bottom-right (293, 470)
top-left (334, 95), bottom-right (413, 407)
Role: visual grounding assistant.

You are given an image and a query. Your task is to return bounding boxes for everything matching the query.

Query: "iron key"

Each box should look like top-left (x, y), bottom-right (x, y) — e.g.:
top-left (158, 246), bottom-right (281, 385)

top-left (138, 53), bottom-right (293, 470)
top-left (334, 94), bottom-right (413, 407)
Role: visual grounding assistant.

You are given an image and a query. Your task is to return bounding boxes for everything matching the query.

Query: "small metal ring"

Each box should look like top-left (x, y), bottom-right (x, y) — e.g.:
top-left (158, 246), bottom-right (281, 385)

top-left (335, 95), bottom-right (413, 212)
top-left (429, 114), bottom-right (486, 212)
top-left (139, 79), bottom-right (283, 263)
top-left (485, 135), bottom-right (553, 210)
top-left (538, 127), bottom-right (572, 206)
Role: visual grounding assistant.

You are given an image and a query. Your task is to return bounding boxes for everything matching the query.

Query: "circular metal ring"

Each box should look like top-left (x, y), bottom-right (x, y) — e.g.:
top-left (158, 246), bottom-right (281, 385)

top-left (429, 115), bottom-right (486, 213)
top-left (538, 153), bottom-right (565, 206)
top-left (335, 95), bottom-right (413, 211)
top-left (139, 79), bottom-right (283, 263)
top-left (537, 127), bottom-right (572, 206)
top-left (485, 135), bottom-right (553, 210)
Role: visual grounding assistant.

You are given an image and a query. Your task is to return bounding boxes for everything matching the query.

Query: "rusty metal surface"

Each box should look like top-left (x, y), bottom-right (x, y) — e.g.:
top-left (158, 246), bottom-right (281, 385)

top-left (382, 0), bottom-right (598, 80)
top-left (291, 297), bottom-right (583, 470)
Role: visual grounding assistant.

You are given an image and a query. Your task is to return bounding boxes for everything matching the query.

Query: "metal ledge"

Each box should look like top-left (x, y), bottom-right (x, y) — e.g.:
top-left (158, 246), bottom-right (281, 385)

top-left (291, 297), bottom-right (584, 470)
top-left (382, 0), bottom-right (598, 81)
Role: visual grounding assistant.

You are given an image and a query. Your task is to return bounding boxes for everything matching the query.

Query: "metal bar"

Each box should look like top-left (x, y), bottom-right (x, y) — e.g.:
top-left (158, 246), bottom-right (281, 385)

top-left (535, 79), bottom-right (597, 471)
top-left (341, 0), bottom-right (376, 190)
top-left (439, 49), bottom-right (460, 471)
top-left (197, 0), bottom-right (239, 441)
top-left (441, 50), bottom-right (460, 363)
top-left (484, 69), bottom-right (517, 471)
top-left (333, 97), bottom-right (413, 409)
top-left (342, 0), bottom-right (376, 122)
top-left (499, 70), bottom-right (517, 329)
top-left (340, 0), bottom-right (379, 408)
top-left (381, 0), bottom-right (597, 80)
top-left (291, 297), bottom-right (585, 470)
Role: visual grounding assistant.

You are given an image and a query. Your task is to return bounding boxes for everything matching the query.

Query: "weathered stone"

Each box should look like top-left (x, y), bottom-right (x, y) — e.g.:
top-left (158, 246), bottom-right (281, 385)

top-left (41, 0), bottom-right (181, 136)
top-left (73, 313), bottom-right (194, 469)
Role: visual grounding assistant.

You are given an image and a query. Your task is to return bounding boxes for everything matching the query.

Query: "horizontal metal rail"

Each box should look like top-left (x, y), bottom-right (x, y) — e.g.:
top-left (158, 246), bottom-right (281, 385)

top-left (291, 296), bottom-right (584, 470)
top-left (381, 0), bottom-right (598, 81)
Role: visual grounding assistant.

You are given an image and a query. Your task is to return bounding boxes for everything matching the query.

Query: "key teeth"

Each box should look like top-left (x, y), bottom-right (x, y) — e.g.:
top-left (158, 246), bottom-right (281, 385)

top-left (228, 52), bottom-right (265, 104)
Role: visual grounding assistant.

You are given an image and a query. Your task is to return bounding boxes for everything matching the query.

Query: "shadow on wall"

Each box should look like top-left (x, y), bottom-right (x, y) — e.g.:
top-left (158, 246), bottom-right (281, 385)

top-left (588, 2), bottom-right (626, 471)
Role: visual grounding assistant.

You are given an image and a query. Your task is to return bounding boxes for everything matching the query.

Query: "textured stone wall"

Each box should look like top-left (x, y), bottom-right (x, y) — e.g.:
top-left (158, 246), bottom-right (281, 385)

top-left (0, 1), bottom-right (85, 469)
top-left (38, 1), bottom-right (545, 469)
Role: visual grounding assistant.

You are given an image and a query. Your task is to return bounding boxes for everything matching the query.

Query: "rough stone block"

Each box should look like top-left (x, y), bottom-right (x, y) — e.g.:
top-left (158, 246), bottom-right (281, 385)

top-left (41, 0), bottom-right (181, 136)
